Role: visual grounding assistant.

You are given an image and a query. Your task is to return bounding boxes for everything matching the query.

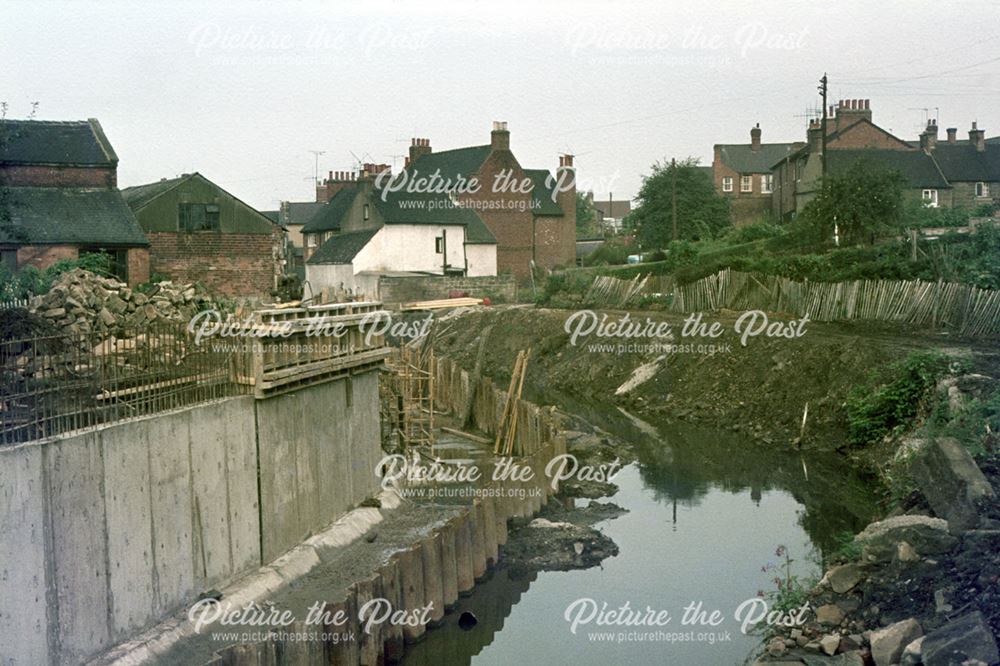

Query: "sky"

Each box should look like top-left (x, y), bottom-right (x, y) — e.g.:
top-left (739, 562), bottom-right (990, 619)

top-left (3, 0), bottom-right (1000, 210)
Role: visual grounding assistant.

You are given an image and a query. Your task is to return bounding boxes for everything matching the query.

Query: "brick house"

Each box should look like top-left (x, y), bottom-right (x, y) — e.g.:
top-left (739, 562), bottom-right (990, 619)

top-left (303, 122), bottom-right (576, 280)
top-left (122, 172), bottom-right (284, 298)
top-left (712, 124), bottom-right (801, 226)
top-left (0, 118), bottom-right (150, 284)
top-left (772, 99), bottom-right (999, 217)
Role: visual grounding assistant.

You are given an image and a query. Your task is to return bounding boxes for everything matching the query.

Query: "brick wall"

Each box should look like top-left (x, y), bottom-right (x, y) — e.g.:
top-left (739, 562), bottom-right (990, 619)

top-left (0, 165), bottom-right (116, 188)
top-left (15, 244), bottom-right (78, 270)
top-left (126, 247), bottom-right (150, 286)
top-left (146, 232), bottom-right (276, 297)
top-left (377, 274), bottom-right (517, 306)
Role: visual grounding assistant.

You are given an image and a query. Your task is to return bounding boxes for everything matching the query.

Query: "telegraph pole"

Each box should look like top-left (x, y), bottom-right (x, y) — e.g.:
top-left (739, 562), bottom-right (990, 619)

top-left (671, 157), bottom-right (678, 241)
top-left (819, 74), bottom-right (828, 177)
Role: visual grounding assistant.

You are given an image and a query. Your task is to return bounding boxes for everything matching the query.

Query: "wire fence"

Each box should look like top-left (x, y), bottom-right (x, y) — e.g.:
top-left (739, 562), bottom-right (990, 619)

top-left (0, 321), bottom-right (252, 445)
top-left (586, 269), bottom-right (1000, 336)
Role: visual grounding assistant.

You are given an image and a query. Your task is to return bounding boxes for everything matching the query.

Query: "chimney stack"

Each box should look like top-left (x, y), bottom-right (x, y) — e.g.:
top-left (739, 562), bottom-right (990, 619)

top-left (946, 127), bottom-right (957, 144)
top-left (750, 123), bottom-right (762, 152)
top-left (491, 121), bottom-right (510, 151)
top-left (919, 119), bottom-right (938, 153)
top-left (409, 137), bottom-right (432, 164)
top-left (969, 122), bottom-right (986, 152)
top-left (807, 119), bottom-right (823, 153)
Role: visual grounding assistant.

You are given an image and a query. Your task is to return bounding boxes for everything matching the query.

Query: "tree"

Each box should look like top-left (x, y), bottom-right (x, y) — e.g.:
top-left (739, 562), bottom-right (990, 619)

top-left (799, 160), bottom-right (904, 245)
top-left (575, 192), bottom-right (599, 238)
top-left (631, 157), bottom-right (730, 248)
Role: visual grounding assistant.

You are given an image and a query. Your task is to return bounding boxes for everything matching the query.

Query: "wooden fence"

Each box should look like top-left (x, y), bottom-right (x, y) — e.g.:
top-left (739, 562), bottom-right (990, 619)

top-left (432, 354), bottom-right (557, 457)
top-left (0, 297), bottom-right (30, 310)
top-left (586, 269), bottom-right (1000, 336)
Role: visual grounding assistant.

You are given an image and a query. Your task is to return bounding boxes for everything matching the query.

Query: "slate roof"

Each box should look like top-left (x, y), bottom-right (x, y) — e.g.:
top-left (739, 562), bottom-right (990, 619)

top-left (406, 145), bottom-right (492, 178)
top-left (465, 216), bottom-right (497, 244)
top-left (716, 142), bottom-right (798, 174)
top-left (373, 189), bottom-right (484, 227)
top-left (524, 169), bottom-right (564, 216)
top-left (301, 187), bottom-right (358, 234)
top-left (1, 187), bottom-right (149, 246)
top-left (307, 228), bottom-right (379, 265)
top-left (825, 150), bottom-right (949, 188)
top-left (929, 144), bottom-right (1000, 182)
top-left (0, 119), bottom-right (117, 166)
top-left (281, 201), bottom-right (326, 228)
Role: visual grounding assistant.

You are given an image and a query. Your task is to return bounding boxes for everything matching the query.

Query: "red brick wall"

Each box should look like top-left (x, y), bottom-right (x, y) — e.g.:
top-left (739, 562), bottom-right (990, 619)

top-left (828, 123), bottom-right (913, 151)
top-left (0, 165), bottom-right (117, 188)
top-left (126, 247), bottom-right (150, 286)
top-left (146, 232), bottom-right (276, 297)
top-left (16, 245), bottom-right (79, 270)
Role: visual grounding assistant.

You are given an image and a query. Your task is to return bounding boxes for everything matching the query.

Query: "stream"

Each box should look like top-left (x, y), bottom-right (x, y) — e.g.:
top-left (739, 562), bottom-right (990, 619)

top-left (401, 402), bottom-right (879, 666)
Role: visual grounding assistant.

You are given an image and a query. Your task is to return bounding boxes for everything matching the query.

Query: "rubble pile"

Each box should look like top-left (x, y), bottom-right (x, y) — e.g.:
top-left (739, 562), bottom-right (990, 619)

top-left (28, 269), bottom-right (217, 338)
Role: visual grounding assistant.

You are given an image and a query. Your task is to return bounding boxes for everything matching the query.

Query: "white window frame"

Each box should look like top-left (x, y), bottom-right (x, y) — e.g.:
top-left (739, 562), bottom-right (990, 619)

top-left (435, 236), bottom-right (444, 254)
top-left (363, 203), bottom-right (370, 220)
top-left (922, 189), bottom-right (939, 208)
top-left (722, 177), bottom-right (733, 193)
top-left (307, 235), bottom-right (317, 248)
top-left (761, 174), bottom-right (773, 194)
top-left (740, 175), bottom-right (752, 193)
top-left (975, 182), bottom-right (990, 198)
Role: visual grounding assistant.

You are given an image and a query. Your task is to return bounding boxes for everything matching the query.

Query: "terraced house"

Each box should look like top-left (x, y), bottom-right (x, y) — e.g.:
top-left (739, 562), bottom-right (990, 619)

top-left (0, 118), bottom-right (150, 284)
top-left (123, 172), bottom-right (285, 298)
top-left (302, 122), bottom-right (576, 297)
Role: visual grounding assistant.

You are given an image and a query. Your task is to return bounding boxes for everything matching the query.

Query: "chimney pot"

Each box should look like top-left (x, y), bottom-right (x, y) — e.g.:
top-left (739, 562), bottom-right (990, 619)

top-left (750, 123), bottom-right (762, 151)
top-left (946, 127), bottom-right (957, 143)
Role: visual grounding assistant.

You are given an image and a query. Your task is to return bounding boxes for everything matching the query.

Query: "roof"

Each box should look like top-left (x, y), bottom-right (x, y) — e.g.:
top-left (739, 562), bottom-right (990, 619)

top-left (406, 145), bottom-right (492, 179)
top-left (121, 175), bottom-right (186, 210)
top-left (464, 216), bottom-right (497, 244)
top-left (825, 149), bottom-right (949, 189)
top-left (0, 118), bottom-right (117, 167)
top-left (929, 143), bottom-right (1000, 182)
top-left (307, 228), bottom-right (379, 264)
top-left (1, 187), bottom-right (149, 246)
top-left (373, 188), bottom-right (486, 227)
top-left (715, 142), bottom-right (798, 174)
top-left (261, 210), bottom-right (280, 224)
top-left (281, 201), bottom-right (326, 227)
top-left (301, 187), bottom-right (357, 234)
top-left (524, 169), bottom-right (564, 216)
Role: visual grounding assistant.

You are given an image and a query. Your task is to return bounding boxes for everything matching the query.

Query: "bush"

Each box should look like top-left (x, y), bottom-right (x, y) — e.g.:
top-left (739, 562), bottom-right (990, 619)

top-left (0, 254), bottom-right (116, 301)
top-left (582, 242), bottom-right (630, 267)
top-left (846, 352), bottom-right (958, 448)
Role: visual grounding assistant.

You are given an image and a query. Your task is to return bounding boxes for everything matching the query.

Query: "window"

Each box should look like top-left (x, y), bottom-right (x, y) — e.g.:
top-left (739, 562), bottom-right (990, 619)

top-left (178, 203), bottom-right (220, 232)
top-left (722, 177), bottom-right (733, 192)
top-left (740, 175), bottom-right (752, 192)
top-left (435, 236), bottom-right (444, 254)
top-left (307, 235), bottom-right (317, 248)
top-left (922, 189), bottom-right (939, 208)
top-left (761, 174), bottom-right (773, 194)
top-left (363, 204), bottom-right (370, 220)
top-left (976, 182), bottom-right (990, 198)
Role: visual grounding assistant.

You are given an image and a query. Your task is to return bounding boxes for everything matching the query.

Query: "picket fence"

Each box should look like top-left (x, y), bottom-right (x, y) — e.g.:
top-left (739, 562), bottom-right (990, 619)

top-left (585, 269), bottom-right (1000, 336)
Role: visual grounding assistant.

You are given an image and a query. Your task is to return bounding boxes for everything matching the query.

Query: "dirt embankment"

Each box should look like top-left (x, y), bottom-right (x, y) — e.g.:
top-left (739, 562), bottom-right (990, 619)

top-left (428, 307), bottom-right (983, 454)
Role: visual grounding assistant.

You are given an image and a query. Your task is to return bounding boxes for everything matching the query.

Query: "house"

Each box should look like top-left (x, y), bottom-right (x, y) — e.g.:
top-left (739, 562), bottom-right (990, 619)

top-left (260, 201), bottom-right (325, 279)
top-left (588, 193), bottom-right (631, 232)
top-left (0, 118), bottom-right (150, 284)
top-left (122, 172), bottom-right (285, 298)
top-left (712, 124), bottom-right (801, 226)
top-left (304, 122), bottom-right (576, 281)
top-left (772, 98), bottom-right (999, 218)
top-left (303, 162), bottom-right (499, 297)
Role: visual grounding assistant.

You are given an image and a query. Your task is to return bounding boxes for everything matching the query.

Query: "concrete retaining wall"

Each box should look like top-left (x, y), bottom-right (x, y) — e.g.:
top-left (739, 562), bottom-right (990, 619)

top-left (0, 369), bottom-right (381, 666)
top-left (377, 274), bottom-right (517, 307)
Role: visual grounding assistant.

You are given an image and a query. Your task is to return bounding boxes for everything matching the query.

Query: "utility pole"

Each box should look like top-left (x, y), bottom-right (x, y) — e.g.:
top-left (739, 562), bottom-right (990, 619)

top-left (818, 74), bottom-right (828, 177)
top-left (308, 150), bottom-right (326, 184)
top-left (671, 157), bottom-right (678, 241)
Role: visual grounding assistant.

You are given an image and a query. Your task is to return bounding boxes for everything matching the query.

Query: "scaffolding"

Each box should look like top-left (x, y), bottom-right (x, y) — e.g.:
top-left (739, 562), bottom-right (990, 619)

top-left (380, 345), bottom-right (436, 454)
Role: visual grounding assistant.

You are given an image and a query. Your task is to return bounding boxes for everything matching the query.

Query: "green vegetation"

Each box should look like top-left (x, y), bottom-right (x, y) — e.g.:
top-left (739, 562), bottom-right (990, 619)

top-left (927, 384), bottom-right (1000, 458)
top-left (797, 160), bottom-right (905, 245)
top-left (829, 531), bottom-right (864, 564)
top-left (845, 352), bottom-right (959, 448)
top-left (581, 239), bottom-right (631, 267)
top-left (630, 157), bottom-right (731, 246)
top-left (0, 254), bottom-right (115, 301)
top-left (759, 545), bottom-right (815, 616)
top-left (575, 192), bottom-right (600, 238)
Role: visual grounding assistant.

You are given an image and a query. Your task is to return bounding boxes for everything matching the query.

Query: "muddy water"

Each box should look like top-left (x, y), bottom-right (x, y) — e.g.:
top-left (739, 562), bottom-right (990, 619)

top-left (402, 405), bottom-right (878, 666)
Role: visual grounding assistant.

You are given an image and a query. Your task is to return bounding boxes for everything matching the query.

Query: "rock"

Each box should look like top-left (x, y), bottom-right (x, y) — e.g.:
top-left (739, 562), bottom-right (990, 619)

top-left (921, 612), bottom-right (999, 666)
top-left (817, 604), bottom-right (846, 626)
top-left (43, 308), bottom-right (66, 318)
top-left (934, 588), bottom-right (953, 614)
top-left (839, 634), bottom-right (863, 652)
top-left (910, 437), bottom-right (996, 533)
top-left (828, 563), bottom-right (863, 593)
top-left (99, 308), bottom-right (116, 327)
top-left (801, 653), bottom-right (865, 666)
top-left (897, 540), bottom-right (920, 562)
top-left (856, 515), bottom-right (958, 562)
top-left (767, 636), bottom-right (788, 657)
top-left (900, 636), bottom-right (924, 666)
top-left (821, 634), bottom-right (841, 655)
top-left (956, 373), bottom-right (996, 401)
top-left (870, 618), bottom-right (922, 666)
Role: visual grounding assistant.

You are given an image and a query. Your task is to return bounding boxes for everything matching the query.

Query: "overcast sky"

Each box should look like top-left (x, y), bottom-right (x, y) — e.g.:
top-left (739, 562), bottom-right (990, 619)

top-left (3, 0), bottom-right (999, 209)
